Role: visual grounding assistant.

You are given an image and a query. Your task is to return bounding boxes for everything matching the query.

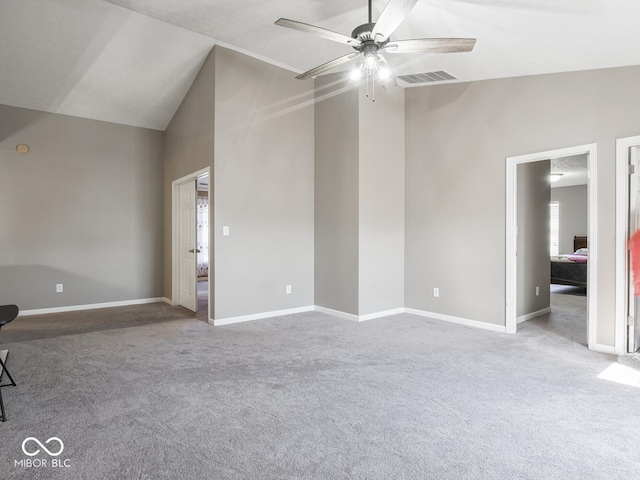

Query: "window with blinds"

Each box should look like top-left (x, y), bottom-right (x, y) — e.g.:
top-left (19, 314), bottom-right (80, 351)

top-left (550, 201), bottom-right (560, 256)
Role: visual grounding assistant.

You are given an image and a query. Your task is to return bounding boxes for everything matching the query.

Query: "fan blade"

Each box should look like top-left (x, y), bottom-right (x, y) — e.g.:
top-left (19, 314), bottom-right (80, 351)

top-left (384, 38), bottom-right (476, 54)
top-left (371, 0), bottom-right (419, 41)
top-left (275, 18), bottom-right (361, 46)
top-left (295, 52), bottom-right (361, 80)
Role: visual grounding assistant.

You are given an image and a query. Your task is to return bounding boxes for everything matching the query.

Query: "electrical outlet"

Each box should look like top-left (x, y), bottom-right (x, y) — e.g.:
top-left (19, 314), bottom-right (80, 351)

top-left (286, 285), bottom-right (292, 294)
top-left (223, 226), bottom-right (230, 236)
top-left (536, 286), bottom-right (540, 296)
top-left (433, 287), bottom-right (439, 298)
top-left (56, 284), bottom-right (63, 293)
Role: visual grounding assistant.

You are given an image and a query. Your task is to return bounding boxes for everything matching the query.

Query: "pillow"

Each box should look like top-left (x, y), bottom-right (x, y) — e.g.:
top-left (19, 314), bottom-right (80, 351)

top-left (575, 248), bottom-right (588, 255)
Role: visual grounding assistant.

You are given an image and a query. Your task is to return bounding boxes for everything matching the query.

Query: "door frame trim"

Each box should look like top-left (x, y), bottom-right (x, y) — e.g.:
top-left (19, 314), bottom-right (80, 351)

top-left (615, 135), bottom-right (640, 355)
top-left (172, 167), bottom-right (211, 319)
top-left (505, 143), bottom-right (599, 351)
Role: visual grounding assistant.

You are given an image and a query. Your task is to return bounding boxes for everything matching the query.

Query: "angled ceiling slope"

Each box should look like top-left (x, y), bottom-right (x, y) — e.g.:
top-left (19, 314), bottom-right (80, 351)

top-left (0, 0), bottom-right (214, 130)
top-left (4, 0), bottom-right (640, 129)
top-left (102, 0), bottom-right (640, 83)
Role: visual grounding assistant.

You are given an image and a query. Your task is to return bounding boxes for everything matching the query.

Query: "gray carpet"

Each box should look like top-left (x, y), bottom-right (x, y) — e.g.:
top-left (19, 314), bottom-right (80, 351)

top-left (0, 295), bottom-right (639, 479)
top-left (527, 284), bottom-right (588, 347)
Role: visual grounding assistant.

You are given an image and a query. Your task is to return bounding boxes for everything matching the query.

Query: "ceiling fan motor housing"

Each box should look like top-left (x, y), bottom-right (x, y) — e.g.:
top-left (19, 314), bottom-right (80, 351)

top-left (352, 23), bottom-right (389, 46)
top-left (362, 42), bottom-right (379, 59)
top-left (351, 22), bottom-right (376, 40)
top-left (352, 22), bottom-right (389, 66)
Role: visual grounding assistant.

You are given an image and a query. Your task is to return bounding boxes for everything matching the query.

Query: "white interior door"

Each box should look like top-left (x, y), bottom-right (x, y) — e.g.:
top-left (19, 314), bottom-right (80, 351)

top-left (179, 180), bottom-right (197, 312)
top-left (628, 146), bottom-right (640, 352)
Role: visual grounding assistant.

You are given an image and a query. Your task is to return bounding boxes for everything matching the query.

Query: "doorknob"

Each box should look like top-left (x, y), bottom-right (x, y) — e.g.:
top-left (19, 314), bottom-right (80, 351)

top-left (196, 249), bottom-right (201, 253)
top-left (189, 249), bottom-right (195, 253)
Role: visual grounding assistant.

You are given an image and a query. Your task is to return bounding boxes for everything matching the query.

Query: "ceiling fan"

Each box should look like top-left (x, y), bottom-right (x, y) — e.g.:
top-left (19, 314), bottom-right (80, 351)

top-left (275, 0), bottom-right (476, 85)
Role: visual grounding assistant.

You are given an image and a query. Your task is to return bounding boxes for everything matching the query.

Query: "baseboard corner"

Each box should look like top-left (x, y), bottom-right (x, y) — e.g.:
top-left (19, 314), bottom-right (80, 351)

top-left (405, 308), bottom-right (507, 333)
top-left (313, 305), bottom-right (360, 322)
top-left (212, 306), bottom-right (315, 327)
top-left (517, 307), bottom-right (551, 324)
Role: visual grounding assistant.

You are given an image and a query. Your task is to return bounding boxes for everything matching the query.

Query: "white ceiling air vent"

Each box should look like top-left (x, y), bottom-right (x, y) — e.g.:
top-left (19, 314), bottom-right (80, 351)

top-left (397, 71), bottom-right (458, 85)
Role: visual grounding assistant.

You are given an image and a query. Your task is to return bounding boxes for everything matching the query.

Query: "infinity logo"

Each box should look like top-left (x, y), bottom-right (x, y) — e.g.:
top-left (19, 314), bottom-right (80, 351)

top-left (21, 437), bottom-right (64, 457)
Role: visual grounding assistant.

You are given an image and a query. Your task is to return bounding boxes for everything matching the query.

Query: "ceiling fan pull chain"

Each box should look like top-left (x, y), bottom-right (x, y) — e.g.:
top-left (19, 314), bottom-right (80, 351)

top-left (366, 70), bottom-right (369, 98)
top-left (372, 73), bottom-right (375, 102)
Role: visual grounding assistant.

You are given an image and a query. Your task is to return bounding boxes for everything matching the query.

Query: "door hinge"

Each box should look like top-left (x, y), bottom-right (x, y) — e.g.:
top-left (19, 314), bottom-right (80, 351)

top-left (628, 315), bottom-right (634, 326)
top-left (629, 165), bottom-right (636, 175)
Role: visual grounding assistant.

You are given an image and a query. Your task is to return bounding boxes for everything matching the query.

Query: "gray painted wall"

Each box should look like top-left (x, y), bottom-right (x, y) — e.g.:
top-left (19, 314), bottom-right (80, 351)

top-left (314, 77), bottom-right (360, 315)
top-left (7, 45), bottom-right (637, 350)
top-left (162, 48), bottom-right (215, 312)
top-left (551, 185), bottom-right (587, 254)
top-left (358, 84), bottom-right (405, 315)
top-left (517, 161), bottom-right (551, 317)
top-left (406, 65), bottom-right (640, 346)
top-left (0, 104), bottom-right (163, 310)
top-left (313, 77), bottom-right (405, 316)
top-left (213, 47), bottom-right (315, 319)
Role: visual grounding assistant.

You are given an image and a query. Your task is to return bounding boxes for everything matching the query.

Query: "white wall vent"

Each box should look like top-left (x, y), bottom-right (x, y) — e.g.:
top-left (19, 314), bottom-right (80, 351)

top-left (397, 71), bottom-right (458, 85)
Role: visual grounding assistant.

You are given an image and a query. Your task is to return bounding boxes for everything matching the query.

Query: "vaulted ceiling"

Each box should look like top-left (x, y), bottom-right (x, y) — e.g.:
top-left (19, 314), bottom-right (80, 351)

top-left (2, 0), bottom-right (640, 130)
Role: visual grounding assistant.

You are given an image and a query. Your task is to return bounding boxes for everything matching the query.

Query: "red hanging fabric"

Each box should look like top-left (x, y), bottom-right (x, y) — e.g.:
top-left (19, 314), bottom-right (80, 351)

top-left (629, 230), bottom-right (640, 296)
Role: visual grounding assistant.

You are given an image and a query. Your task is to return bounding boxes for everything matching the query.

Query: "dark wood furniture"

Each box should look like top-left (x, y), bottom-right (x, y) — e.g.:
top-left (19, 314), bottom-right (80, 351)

top-left (0, 304), bottom-right (18, 422)
top-left (550, 236), bottom-right (588, 288)
top-left (574, 236), bottom-right (588, 251)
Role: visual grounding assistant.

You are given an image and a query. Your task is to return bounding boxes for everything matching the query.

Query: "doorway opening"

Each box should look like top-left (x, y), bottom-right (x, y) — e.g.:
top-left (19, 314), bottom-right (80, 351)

top-left (172, 167), bottom-right (211, 321)
top-left (506, 144), bottom-right (599, 351)
top-left (547, 155), bottom-right (589, 345)
top-left (615, 135), bottom-right (640, 354)
top-left (196, 175), bottom-right (210, 315)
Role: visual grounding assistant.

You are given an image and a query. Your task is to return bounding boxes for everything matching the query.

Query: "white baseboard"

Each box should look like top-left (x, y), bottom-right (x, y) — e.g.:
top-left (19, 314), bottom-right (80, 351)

top-left (404, 308), bottom-right (507, 333)
top-left (19, 297), bottom-right (169, 316)
top-left (314, 305), bottom-right (504, 332)
top-left (517, 307), bottom-right (551, 324)
top-left (313, 306), bottom-right (360, 322)
top-left (15, 297), bottom-right (506, 335)
top-left (212, 305), bottom-right (406, 326)
top-left (313, 306), bottom-right (405, 322)
top-left (589, 342), bottom-right (617, 355)
top-left (358, 308), bottom-right (406, 322)
top-left (211, 306), bottom-right (315, 326)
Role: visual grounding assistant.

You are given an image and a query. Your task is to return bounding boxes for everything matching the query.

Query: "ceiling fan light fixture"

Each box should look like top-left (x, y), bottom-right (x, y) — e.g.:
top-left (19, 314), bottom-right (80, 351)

top-left (348, 66), bottom-right (364, 85)
top-left (550, 173), bottom-right (564, 183)
top-left (365, 53), bottom-right (378, 69)
top-left (377, 65), bottom-right (393, 83)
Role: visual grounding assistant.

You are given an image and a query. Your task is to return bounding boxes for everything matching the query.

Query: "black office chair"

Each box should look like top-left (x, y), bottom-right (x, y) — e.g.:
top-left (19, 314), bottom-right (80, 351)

top-left (0, 304), bottom-right (18, 422)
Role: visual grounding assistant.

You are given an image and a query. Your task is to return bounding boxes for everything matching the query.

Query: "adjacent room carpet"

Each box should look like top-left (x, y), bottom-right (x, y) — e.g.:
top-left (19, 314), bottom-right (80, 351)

top-left (0, 297), bottom-right (638, 479)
